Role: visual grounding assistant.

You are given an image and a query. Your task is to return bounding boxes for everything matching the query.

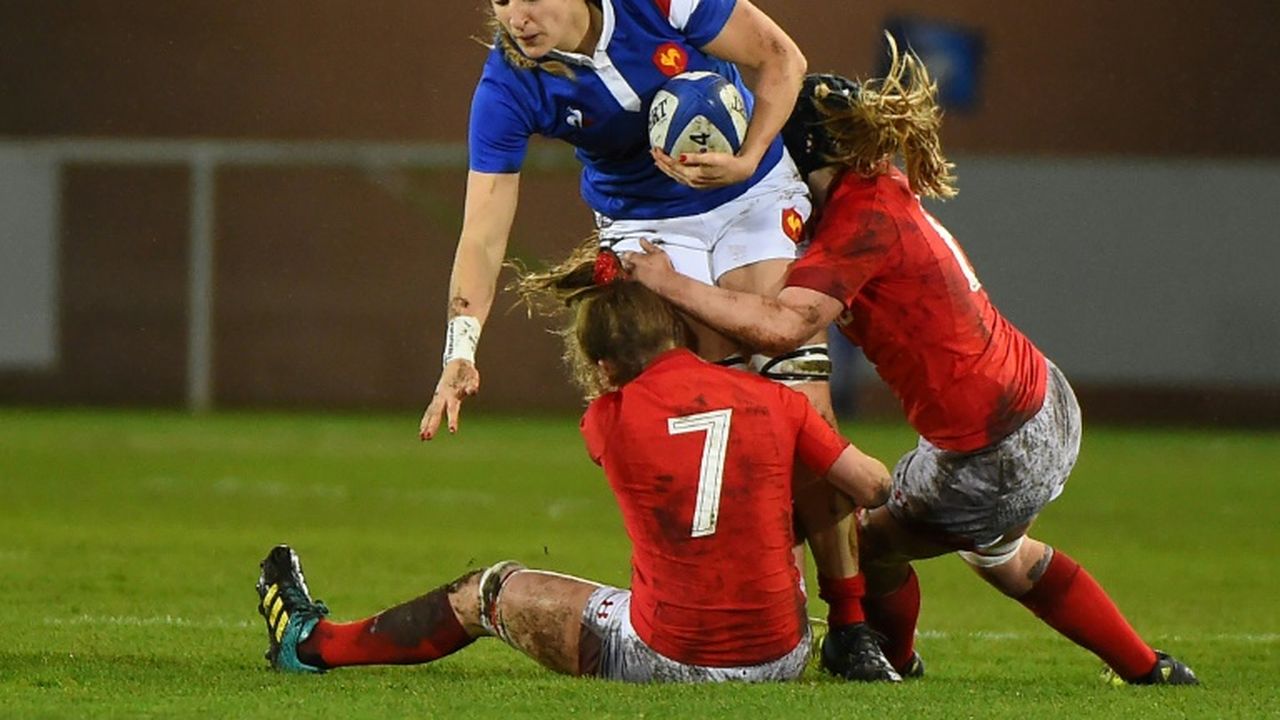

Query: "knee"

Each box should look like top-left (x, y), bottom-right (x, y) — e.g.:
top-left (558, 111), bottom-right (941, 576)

top-left (969, 538), bottom-right (1050, 598)
top-left (477, 560), bottom-right (528, 641)
top-left (855, 513), bottom-right (911, 591)
top-left (751, 345), bottom-right (833, 387)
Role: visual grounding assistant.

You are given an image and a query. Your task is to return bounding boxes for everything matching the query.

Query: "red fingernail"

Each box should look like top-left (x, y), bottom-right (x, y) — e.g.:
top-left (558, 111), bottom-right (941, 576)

top-left (679, 154), bottom-right (688, 163)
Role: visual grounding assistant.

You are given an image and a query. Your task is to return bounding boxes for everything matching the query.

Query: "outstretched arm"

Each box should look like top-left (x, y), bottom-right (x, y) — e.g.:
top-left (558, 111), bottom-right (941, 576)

top-left (624, 239), bottom-right (843, 354)
top-left (420, 170), bottom-right (520, 440)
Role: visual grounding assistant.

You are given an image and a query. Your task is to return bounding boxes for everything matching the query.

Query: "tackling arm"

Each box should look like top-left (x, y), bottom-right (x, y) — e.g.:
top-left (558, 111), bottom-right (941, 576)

top-left (625, 239), bottom-right (842, 355)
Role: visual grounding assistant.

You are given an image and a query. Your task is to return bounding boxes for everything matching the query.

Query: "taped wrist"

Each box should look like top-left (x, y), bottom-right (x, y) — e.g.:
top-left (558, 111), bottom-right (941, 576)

top-left (751, 344), bottom-right (832, 385)
top-left (442, 316), bottom-right (482, 367)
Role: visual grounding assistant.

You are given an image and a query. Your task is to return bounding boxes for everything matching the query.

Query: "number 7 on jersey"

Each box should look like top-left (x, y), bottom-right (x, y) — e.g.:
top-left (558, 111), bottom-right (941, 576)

top-left (667, 409), bottom-right (733, 538)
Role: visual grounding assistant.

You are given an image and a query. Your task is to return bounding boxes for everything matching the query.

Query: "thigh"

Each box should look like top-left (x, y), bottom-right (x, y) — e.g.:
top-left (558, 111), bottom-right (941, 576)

top-left (708, 155), bottom-right (811, 283)
top-left (709, 201), bottom-right (808, 284)
top-left (859, 506), bottom-right (957, 566)
top-left (584, 588), bottom-right (810, 683)
top-left (888, 368), bottom-right (1082, 550)
top-left (496, 570), bottom-right (603, 676)
top-left (858, 506), bottom-right (956, 595)
top-left (603, 221), bottom-right (714, 286)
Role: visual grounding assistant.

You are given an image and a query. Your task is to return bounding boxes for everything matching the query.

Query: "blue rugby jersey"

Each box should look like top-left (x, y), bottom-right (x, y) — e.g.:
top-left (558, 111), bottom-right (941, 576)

top-left (468, 0), bottom-right (785, 221)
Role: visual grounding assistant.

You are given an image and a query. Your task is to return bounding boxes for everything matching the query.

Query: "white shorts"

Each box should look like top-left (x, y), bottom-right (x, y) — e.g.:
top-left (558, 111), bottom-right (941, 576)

top-left (887, 360), bottom-right (1083, 550)
top-left (581, 587), bottom-right (810, 683)
top-left (596, 153), bottom-right (812, 285)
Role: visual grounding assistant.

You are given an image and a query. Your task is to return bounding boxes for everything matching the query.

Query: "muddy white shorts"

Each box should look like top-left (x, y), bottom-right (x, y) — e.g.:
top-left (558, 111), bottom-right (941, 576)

top-left (596, 153), bottom-right (811, 285)
top-left (580, 586), bottom-right (811, 683)
top-left (887, 360), bottom-right (1083, 550)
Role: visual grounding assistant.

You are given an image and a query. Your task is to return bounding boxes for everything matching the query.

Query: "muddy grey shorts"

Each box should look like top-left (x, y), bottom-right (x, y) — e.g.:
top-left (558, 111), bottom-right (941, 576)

top-left (581, 587), bottom-right (811, 683)
top-left (887, 361), bottom-right (1082, 549)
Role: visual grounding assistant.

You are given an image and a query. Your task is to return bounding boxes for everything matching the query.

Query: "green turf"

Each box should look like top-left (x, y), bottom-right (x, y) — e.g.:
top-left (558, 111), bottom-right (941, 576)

top-left (1, 408), bottom-right (1277, 718)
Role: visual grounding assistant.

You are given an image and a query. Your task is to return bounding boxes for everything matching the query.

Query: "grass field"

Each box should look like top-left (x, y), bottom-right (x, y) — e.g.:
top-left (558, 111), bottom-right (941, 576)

top-left (1, 408), bottom-right (1277, 718)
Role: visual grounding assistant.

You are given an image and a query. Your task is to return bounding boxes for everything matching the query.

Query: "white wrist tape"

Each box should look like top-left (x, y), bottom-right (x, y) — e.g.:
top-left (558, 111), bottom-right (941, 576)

top-left (442, 316), bottom-right (482, 366)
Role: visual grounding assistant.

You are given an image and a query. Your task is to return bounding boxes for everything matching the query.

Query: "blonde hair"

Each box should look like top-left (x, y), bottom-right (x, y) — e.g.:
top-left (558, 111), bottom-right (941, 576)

top-left (822, 35), bottom-right (956, 199)
top-left (510, 238), bottom-right (690, 398)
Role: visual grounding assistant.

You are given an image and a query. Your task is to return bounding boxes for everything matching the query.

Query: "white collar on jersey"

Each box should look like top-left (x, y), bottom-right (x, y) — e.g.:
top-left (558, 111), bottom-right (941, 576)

top-left (547, 0), bottom-right (616, 66)
top-left (545, 0), bottom-right (642, 112)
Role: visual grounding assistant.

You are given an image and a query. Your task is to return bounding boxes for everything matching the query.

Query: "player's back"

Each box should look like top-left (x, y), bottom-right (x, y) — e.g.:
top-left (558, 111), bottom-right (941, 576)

top-left (580, 349), bottom-right (806, 667)
top-left (798, 167), bottom-right (1047, 451)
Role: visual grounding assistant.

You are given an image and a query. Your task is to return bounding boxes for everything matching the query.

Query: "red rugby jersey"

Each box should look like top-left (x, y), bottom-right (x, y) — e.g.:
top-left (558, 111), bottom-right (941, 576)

top-left (787, 167), bottom-right (1047, 452)
top-left (580, 348), bottom-right (848, 667)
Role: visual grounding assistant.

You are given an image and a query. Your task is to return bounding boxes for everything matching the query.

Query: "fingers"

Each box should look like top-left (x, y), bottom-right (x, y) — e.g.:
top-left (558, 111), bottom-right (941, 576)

top-left (420, 401), bottom-right (443, 440)
top-left (446, 396), bottom-right (462, 435)
top-left (619, 239), bottom-right (664, 272)
top-left (650, 149), bottom-right (685, 184)
top-left (421, 392), bottom-right (465, 440)
top-left (675, 152), bottom-right (717, 167)
top-left (422, 363), bottom-right (481, 441)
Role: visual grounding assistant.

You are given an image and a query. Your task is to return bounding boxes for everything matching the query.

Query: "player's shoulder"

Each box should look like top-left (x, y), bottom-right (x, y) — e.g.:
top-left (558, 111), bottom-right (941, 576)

top-left (829, 167), bottom-right (907, 206)
top-left (581, 390), bottom-right (624, 458)
top-left (584, 389), bottom-right (623, 424)
top-left (476, 46), bottom-right (526, 92)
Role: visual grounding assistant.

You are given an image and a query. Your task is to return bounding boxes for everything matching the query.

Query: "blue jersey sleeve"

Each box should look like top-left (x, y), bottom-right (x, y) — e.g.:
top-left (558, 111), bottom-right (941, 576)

top-left (468, 69), bottom-right (533, 174)
top-left (680, 0), bottom-right (738, 48)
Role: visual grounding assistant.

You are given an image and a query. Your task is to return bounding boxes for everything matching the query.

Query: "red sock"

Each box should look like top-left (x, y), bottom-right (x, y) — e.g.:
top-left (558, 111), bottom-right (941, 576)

top-left (863, 566), bottom-right (920, 671)
top-left (299, 586), bottom-right (475, 668)
top-left (1017, 550), bottom-right (1157, 679)
top-left (818, 573), bottom-right (866, 626)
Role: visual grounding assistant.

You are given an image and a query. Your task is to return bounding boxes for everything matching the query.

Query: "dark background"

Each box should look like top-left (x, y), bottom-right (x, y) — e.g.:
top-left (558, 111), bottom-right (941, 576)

top-left (2, 1), bottom-right (1277, 421)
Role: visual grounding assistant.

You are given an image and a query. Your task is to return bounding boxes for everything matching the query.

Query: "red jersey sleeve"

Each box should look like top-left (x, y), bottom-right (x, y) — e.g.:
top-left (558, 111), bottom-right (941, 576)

top-left (778, 385), bottom-right (849, 476)
top-left (786, 180), bottom-right (895, 306)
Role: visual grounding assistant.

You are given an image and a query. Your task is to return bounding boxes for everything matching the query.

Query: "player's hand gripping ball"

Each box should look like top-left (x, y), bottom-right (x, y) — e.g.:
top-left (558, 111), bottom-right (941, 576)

top-left (648, 71), bottom-right (750, 157)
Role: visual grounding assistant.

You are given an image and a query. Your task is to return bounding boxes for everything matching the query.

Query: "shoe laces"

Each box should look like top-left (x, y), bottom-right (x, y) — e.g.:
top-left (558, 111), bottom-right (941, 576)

top-left (279, 583), bottom-right (329, 617)
top-left (850, 626), bottom-right (889, 655)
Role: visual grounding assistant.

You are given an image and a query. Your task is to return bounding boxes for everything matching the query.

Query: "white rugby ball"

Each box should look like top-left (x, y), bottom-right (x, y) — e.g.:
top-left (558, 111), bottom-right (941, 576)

top-left (648, 71), bottom-right (750, 156)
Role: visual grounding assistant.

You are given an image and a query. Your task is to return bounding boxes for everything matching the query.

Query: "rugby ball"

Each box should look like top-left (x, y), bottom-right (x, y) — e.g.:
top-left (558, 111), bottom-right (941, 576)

top-left (648, 71), bottom-right (750, 156)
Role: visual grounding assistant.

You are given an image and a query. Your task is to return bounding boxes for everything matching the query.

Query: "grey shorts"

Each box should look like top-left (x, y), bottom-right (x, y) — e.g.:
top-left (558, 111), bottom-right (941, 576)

top-left (887, 361), bottom-right (1082, 549)
top-left (581, 587), bottom-right (811, 683)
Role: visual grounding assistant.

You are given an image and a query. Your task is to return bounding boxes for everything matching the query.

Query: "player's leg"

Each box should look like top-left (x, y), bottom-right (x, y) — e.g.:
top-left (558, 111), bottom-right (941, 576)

top-left (960, 362), bottom-right (1194, 684)
top-left (256, 547), bottom-right (603, 676)
top-left (786, 379), bottom-right (901, 682)
top-left (710, 168), bottom-right (899, 680)
top-left (476, 562), bottom-right (604, 675)
top-left (255, 544), bottom-right (480, 673)
top-left (295, 569), bottom-right (482, 670)
top-left (857, 505), bottom-right (955, 677)
top-left (489, 566), bottom-right (814, 683)
top-left (970, 534), bottom-right (1198, 685)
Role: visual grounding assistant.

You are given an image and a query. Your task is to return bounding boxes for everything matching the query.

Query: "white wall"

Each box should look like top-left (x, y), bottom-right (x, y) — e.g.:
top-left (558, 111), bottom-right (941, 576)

top-left (2, 143), bottom-right (1277, 387)
top-left (0, 148), bottom-right (58, 370)
top-left (926, 156), bottom-right (1280, 386)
